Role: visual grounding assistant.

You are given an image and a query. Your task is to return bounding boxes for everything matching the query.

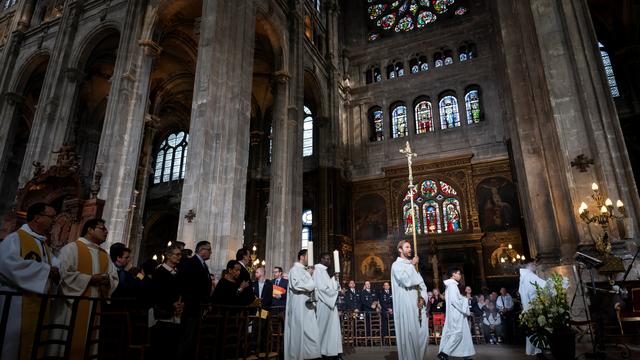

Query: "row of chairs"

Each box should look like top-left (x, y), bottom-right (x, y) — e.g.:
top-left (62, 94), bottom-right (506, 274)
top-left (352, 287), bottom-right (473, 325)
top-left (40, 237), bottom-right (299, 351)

top-left (339, 311), bottom-right (486, 348)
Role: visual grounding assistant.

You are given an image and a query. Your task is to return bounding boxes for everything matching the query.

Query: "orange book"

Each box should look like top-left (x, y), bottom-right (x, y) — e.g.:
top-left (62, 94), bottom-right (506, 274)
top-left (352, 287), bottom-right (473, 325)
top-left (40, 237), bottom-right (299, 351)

top-left (273, 285), bottom-right (287, 296)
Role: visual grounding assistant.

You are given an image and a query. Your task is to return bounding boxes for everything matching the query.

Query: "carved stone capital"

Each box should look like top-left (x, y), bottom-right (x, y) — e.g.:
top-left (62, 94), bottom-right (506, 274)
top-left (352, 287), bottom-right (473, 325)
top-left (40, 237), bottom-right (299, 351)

top-left (144, 114), bottom-right (162, 130)
top-left (64, 67), bottom-right (85, 83)
top-left (3, 92), bottom-right (25, 106)
top-left (272, 70), bottom-right (291, 84)
top-left (138, 39), bottom-right (162, 57)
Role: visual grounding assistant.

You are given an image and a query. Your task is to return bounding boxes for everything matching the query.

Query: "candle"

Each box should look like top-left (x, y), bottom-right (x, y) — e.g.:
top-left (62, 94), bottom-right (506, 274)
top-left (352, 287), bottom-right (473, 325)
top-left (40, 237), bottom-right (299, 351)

top-left (591, 183), bottom-right (599, 191)
top-left (617, 200), bottom-right (624, 208)
top-left (307, 241), bottom-right (314, 266)
top-left (605, 198), bottom-right (613, 206)
top-left (333, 250), bottom-right (341, 273)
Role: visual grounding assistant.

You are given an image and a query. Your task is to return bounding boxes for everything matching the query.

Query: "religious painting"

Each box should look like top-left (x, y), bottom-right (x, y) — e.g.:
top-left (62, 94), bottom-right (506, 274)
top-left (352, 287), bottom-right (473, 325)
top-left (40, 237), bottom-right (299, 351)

top-left (354, 194), bottom-right (388, 241)
top-left (476, 177), bottom-right (520, 232)
top-left (354, 241), bottom-right (391, 282)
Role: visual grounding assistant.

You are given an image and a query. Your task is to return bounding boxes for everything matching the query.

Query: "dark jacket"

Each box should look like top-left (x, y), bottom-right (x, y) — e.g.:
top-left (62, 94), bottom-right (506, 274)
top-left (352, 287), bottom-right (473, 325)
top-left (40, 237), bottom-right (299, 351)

top-left (344, 288), bottom-right (360, 311)
top-left (151, 265), bottom-right (182, 320)
top-left (379, 289), bottom-right (393, 312)
top-left (178, 255), bottom-right (212, 317)
top-left (360, 289), bottom-right (377, 312)
top-left (253, 279), bottom-right (273, 309)
top-left (271, 277), bottom-right (288, 308)
top-left (212, 277), bottom-right (242, 306)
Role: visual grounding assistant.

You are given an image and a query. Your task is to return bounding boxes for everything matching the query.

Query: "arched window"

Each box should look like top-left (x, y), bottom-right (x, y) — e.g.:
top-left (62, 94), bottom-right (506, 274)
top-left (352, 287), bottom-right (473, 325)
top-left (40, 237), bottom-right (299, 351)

top-left (402, 179), bottom-right (463, 235)
top-left (459, 45), bottom-right (469, 61)
top-left (365, 65), bottom-right (382, 84)
top-left (369, 106), bottom-right (384, 142)
top-left (391, 103), bottom-right (408, 138)
top-left (599, 42), bottom-right (620, 98)
top-left (395, 61), bottom-right (405, 77)
top-left (302, 209), bottom-right (312, 249)
top-left (387, 63), bottom-right (396, 79)
top-left (410, 57), bottom-right (420, 74)
top-left (419, 55), bottom-right (429, 71)
top-left (4, 0), bottom-right (16, 9)
top-left (434, 52), bottom-right (444, 68)
top-left (303, 106), bottom-right (313, 157)
top-left (315, 0), bottom-right (321, 12)
top-left (465, 88), bottom-right (482, 124)
top-left (153, 131), bottom-right (189, 184)
top-left (439, 94), bottom-right (460, 129)
top-left (414, 98), bottom-right (433, 134)
top-left (444, 49), bottom-right (454, 65)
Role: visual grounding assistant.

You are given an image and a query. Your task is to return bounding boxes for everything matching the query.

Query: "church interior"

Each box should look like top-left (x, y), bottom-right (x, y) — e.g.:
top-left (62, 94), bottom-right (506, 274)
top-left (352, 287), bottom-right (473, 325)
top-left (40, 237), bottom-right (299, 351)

top-left (1, 0), bottom-right (640, 358)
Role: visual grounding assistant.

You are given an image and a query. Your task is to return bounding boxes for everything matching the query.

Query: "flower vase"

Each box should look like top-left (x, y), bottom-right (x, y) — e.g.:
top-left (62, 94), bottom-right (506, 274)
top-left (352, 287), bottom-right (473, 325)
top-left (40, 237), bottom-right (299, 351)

top-left (549, 327), bottom-right (576, 359)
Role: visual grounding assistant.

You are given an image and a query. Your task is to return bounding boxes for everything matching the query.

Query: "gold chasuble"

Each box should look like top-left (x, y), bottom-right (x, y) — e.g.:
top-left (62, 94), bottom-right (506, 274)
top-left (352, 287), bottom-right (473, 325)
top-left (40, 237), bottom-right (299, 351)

top-left (18, 229), bottom-right (53, 360)
top-left (71, 240), bottom-right (109, 357)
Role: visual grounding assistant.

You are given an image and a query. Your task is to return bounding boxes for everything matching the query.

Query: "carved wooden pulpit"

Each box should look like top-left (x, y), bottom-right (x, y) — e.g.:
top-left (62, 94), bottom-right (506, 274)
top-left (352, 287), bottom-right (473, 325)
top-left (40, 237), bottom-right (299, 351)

top-left (0, 144), bottom-right (105, 251)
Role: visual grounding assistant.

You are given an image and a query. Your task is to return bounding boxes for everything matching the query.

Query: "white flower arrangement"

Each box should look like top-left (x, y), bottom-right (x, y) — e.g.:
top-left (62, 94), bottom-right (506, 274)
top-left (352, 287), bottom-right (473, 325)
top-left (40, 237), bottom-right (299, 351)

top-left (519, 273), bottom-right (571, 349)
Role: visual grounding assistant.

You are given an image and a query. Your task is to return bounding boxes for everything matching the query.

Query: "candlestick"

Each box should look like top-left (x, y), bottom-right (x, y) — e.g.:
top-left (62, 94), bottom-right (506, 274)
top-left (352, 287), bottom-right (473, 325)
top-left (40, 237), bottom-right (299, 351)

top-left (307, 241), bottom-right (314, 266)
top-left (333, 250), bottom-right (340, 273)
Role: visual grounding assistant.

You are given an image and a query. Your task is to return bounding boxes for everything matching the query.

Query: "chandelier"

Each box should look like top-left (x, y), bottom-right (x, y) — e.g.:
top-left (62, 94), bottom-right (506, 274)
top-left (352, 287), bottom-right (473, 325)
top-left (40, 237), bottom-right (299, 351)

top-left (577, 182), bottom-right (625, 255)
top-left (490, 243), bottom-right (524, 271)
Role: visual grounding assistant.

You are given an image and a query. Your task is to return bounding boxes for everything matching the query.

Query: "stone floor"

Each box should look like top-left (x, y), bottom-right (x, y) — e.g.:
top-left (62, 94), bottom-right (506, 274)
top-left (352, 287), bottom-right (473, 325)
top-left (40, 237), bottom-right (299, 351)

top-left (342, 343), bottom-right (640, 359)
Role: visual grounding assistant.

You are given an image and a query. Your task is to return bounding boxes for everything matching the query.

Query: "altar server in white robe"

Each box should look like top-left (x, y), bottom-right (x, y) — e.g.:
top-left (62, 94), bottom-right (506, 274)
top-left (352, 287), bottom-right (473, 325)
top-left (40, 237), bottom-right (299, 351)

top-left (391, 240), bottom-right (429, 360)
top-left (284, 249), bottom-right (321, 360)
top-left (313, 253), bottom-right (343, 358)
top-left (519, 259), bottom-right (547, 356)
top-left (49, 218), bottom-right (118, 358)
top-left (0, 203), bottom-right (60, 360)
top-left (438, 267), bottom-right (475, 360)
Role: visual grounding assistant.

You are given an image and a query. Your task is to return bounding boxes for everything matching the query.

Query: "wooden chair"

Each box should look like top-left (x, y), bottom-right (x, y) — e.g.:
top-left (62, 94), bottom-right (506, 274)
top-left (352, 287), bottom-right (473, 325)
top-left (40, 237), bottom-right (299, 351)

top-left (384, 313), bottom-right (396, 346)
top-left (368, 312), bottom-right (383, 347)
top-left (353, 312), bottom-right (368, 347)
top-left (429, 313), bottom-right (445, 345)
top-left (470, 315), bottom-right (485, 344)
top-left (340, 311), bottom-right (355, 348)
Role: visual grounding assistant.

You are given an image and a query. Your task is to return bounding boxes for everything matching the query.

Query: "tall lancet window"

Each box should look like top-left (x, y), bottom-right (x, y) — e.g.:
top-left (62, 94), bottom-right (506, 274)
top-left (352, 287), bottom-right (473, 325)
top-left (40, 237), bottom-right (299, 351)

top-left (599, 42), bottom-right (620, 98)
top-left (439, 94), bottom-right (460, 129)
top-left (153, 131), bottom-right (189, 184)
top-left (303, 106), bottom-right (313, 157)
top-left (302, 209), bottom-right (313, 249)
top-left (391, 103), bottom-right (408, 138)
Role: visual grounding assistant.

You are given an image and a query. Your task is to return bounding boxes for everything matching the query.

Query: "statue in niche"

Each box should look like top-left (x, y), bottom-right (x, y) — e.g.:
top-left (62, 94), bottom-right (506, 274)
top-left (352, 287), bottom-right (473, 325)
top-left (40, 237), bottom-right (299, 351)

top-left (476, 177), bottom-right (518, 231)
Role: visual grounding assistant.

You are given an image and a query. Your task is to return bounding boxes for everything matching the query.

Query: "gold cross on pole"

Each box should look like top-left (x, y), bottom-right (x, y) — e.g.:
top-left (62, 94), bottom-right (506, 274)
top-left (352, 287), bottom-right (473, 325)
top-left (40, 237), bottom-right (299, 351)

top-left (399, 141), bottom-right (418, 263)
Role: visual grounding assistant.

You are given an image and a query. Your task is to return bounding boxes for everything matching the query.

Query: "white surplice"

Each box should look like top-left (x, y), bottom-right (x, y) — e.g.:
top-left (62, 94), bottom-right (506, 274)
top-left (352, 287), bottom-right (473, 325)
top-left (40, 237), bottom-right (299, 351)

top-left (439, 278), bottom-right (475, 358)
top-left (48, 238), bottom-right (118, 357)
top-left (391, 257), bottom-right (429, 360)
top-left (519, 268), bottom-right (547, 355)
top-left (313, 263), bottom-right (343, 356)
top-left (284, 262), bottom-right (320, 360)
top-left (0, 224), bottom-right (59, 360)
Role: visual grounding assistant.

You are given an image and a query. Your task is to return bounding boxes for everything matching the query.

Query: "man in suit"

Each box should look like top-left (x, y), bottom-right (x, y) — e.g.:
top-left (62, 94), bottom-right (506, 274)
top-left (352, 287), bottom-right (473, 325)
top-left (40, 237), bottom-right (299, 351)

top-left (272, 266), bottom-right (288, 311)
top-left (360, 281), bottom-right (377, 312)
top-left (253, 267), bottom-right (273, 309)
top-left (235, 248), bottom-right (254, 305)
top-left (344, 280), bottom-right (360, 312)
top-left (379, 281), bottom-right (393, 336)
top-left (177, 241), bottom-right (213, 358)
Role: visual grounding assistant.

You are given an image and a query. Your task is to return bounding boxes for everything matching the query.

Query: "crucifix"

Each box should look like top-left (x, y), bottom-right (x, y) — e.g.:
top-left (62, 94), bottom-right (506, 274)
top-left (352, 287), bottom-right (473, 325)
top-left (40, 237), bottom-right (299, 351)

top-left (399, 141), bottom-right (425, 325)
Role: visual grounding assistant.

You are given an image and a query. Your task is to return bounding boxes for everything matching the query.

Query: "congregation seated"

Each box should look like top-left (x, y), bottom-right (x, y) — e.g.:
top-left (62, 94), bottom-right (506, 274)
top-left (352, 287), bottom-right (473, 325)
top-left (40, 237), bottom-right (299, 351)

top-left (482, 301), bottom-right (504, 344)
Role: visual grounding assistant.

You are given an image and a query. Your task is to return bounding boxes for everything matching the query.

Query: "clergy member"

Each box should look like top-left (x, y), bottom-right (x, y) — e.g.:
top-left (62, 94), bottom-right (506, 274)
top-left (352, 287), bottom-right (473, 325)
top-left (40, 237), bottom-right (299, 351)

top-left (51, 218), bottom-right (119, 358)
top-left (391, 240), bottom-right (428, 360)
top-left (518, 259), bottom-right (546, 356)
top-left (438, 267), bottom-right (475, 360)
top-left (284, 249), bottom-right (320, 360)
top-left (313, 252), bottom-right (343, 358)
top-left (0, 202), bottom-right (60, 360)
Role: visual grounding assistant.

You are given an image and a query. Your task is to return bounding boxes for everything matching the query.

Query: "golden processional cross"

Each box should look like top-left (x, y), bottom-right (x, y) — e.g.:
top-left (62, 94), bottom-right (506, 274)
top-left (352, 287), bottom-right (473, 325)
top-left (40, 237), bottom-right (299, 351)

top-left (399, 141), bottom-right (424, 325)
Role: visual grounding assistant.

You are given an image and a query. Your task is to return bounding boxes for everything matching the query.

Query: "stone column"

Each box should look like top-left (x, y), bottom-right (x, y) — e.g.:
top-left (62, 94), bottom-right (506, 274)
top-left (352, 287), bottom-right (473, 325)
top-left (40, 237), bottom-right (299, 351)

top-left (95, 0), bottom-right (154, 245)
top-left (176, 0), bottom-right (256, 273)
top-left (264, 72), bottom-right (296, 272)
top-left (17, 1), bottom-right (84, 184)
top-left (476, 247), bottom-right (487, 290)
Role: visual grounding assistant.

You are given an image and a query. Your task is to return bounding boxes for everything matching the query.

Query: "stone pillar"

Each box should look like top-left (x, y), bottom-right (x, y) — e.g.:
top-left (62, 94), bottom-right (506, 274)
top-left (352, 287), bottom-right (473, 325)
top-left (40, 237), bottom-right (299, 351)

top-left (95, 0), bottom-right (154, 246)
top-left (17, 1), bottom-right (84, 185)
top-left (476, 247), bottom-right (487, 290)
top-left (177, 0), bottom-right (256, 273)
top-left (264, 72), bottom-right (296, 272)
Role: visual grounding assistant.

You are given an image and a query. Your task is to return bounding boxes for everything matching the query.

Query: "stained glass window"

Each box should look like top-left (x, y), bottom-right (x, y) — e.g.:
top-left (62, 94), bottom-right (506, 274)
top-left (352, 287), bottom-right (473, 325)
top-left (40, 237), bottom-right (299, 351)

top-left (395, 61), bottom-right (405, 77)
top-left (370, 107), bottom-right (384, 141)
top-left (439, 94), bottom-right (460, 129)
top-left (4, 0), bottom-right (16, 9)
top-left (402, 178), bottom-right (462, 235)
top-left (302, 209), bottom-right (312, 249)
top-left (387, 63), bottom-right (396, 79)
top-left (444, 50), bottom-right (454, 65)
top-left (459, 45), bottom-right (468, 61)
top-left (434, 52), bottom-right (444, 68)
top-left (367, 0), bottom-right (469, 40)
top-left (599, 42), bottom-right (620, 98)
top-left (414, 99), bottom-right (433, 134)
top-left (443, 198), bottom-right (462, 232)
top-left (366, 66), bottom-right (382, 84)
top-left (403, 203), bottom-right (421, 235)
top-left (465, 89), bottom-right (481, 124)
top-left (391, 104), bottom-right (408, 138)
top-left (410, 58), bottom-right (420, 74)
top-left (419, 55), bottom-right (429, 71)
top-left (423, 200), bottom-right (442, 233)
top-left (303, 106), bottom-right (313, 156)
top-left (153, 131), bottom-right (188, 184)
